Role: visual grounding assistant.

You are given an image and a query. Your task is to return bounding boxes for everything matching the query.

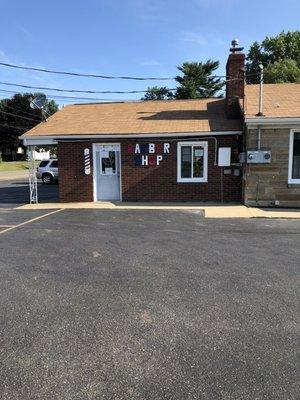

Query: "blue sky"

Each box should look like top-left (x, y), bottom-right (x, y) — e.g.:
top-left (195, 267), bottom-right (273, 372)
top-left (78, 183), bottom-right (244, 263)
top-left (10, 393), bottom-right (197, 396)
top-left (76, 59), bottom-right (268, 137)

top-left (0, 0), bottom-right (299, 105)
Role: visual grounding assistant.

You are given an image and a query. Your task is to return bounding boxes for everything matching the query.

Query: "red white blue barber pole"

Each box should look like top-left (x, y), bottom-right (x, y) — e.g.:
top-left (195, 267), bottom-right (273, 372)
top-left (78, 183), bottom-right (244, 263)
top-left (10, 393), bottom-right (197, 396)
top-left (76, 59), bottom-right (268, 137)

top-left (84, 148), bottom-right (91, 175)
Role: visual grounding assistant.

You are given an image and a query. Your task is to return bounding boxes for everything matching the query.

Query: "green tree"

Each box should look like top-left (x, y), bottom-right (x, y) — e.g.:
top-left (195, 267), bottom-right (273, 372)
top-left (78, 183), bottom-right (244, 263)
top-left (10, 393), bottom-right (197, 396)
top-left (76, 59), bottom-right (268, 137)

top-left (246, 31), bottom-right (300, 83)
top-left (264, 59), bottom-right (300, 83)
top-left (142, 60), bottom-right (223, 101)
top-left (45, 99), bottom-right (59, 115)
top-left (0, 93), bottom-right (58, 159)
top-left (175, 61), bottom-right (223, 99)
top-left (141, 86), bottom-right (174, 101)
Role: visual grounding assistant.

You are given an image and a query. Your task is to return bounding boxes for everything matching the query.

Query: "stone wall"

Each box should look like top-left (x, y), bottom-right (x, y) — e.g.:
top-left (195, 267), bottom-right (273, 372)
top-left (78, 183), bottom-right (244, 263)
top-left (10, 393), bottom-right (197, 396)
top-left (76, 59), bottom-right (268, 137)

top-left (244, 127), bottom-right (300, 207)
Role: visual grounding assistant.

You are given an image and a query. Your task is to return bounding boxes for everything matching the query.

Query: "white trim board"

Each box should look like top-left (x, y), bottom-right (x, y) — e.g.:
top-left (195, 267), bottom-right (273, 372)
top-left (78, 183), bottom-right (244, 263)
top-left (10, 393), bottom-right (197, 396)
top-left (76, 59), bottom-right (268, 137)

top-left (245, 117), bottom-right (300, 127)
top-left (177, 141), bottom-right (208, 183)
top-left (21, 131), bottom-right (242, 146)
top-left (288, 129), bottom-right (300, 184)
top-left (22, 138), bottom-right (58, 146)
top-left (92, 143), bottom-right (122, 202)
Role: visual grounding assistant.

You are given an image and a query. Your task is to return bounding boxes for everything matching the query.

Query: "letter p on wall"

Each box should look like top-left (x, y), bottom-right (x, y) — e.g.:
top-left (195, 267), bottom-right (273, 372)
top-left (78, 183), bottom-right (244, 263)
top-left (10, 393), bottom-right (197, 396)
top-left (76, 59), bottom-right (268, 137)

top-left (156, 155), bottom-right (163, 165)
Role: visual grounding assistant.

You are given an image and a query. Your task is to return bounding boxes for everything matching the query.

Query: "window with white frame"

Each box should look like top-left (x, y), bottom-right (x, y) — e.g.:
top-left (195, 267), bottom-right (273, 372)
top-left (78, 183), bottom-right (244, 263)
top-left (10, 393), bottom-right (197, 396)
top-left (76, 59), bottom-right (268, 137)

top-left (288, 131), bottom-right (300, 184)
top-left (177, 141), bottom-right (208, 182)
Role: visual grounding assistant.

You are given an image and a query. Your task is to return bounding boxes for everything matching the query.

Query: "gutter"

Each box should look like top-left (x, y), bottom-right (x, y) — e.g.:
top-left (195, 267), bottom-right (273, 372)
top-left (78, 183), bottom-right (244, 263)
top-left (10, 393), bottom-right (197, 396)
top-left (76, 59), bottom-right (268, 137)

top-left (245, 117), bottom-right (300, 127)
top-left (21, 130), bottom-right (243, 146)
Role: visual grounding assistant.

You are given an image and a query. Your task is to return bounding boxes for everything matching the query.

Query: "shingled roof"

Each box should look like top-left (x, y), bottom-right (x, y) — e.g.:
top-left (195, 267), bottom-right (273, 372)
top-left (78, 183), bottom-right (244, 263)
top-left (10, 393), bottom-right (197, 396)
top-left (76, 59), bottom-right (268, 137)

top-left (21, 98), bottom-right (242, 138)
top-left (243, 83), bottom-right (300, 118)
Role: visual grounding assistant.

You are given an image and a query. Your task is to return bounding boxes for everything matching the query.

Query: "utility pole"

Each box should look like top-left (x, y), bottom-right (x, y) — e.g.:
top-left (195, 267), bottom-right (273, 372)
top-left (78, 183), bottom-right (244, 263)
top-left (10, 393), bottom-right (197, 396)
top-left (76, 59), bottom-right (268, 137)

top-left (256, 63), bottom-right (264, 116)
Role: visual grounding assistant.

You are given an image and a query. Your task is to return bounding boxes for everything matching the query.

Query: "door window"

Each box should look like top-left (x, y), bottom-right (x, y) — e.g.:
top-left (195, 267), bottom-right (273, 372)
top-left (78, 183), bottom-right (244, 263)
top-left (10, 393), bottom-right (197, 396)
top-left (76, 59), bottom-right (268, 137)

top-left (100, 151), bottom-right (116, 175)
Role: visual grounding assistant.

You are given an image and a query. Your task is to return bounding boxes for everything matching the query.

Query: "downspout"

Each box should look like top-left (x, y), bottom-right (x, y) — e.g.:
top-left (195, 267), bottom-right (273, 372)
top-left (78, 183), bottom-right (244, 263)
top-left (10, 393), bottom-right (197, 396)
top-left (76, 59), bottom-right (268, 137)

top-left (257, 126), bottom-right (262, 150)
top-left (256, 64), bottom-right (264, 117)
top-left (254, 64), bottom-right (264, 205)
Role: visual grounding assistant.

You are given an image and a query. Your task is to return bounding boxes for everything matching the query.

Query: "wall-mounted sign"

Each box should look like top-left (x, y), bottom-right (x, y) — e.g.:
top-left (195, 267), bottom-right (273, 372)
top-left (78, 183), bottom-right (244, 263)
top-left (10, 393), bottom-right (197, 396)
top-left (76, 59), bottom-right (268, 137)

top-left (84, 148), bottom-right (91, 175)
top-left (127, 143), bottom-right (170, 166)
top-left (195, 149), bottom-right (204, 157)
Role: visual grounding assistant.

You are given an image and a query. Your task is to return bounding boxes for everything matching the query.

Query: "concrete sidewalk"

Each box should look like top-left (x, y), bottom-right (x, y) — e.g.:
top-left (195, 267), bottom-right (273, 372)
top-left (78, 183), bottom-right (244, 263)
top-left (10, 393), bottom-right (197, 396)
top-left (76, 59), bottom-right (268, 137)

top-left (0, 170), bottom-right (28, 181)
top-left (17, 202), bottom-right (300, 219)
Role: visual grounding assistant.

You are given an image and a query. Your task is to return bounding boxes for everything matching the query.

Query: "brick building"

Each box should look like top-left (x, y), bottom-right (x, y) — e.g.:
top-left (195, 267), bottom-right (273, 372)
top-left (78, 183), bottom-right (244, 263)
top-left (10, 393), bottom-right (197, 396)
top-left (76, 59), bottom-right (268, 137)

top-left (21, 45), bottom-right (300, 207)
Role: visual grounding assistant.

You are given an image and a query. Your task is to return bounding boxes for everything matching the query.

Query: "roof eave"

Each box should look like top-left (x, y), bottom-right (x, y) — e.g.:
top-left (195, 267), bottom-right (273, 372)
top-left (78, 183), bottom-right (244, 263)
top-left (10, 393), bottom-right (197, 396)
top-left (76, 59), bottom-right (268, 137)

top-left (244, 117), bottom-right (300, 127)
top-left (21, 130), bottom-right (243, 146)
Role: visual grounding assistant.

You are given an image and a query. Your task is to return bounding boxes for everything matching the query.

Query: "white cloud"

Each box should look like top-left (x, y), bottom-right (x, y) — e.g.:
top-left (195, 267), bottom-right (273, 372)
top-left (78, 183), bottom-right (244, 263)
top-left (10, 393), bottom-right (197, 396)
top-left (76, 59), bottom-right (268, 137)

top-left (139, 60), bottom-right (162, 67)
top-left (128, 0), bottom-right (169, 25)
top-left (193, 0), bottom-right (237, 7)
top-left (180, 31), bottom-right (228, 47)
top-left (180, 32), bottom-right (207, 46)
top-left (0, 48), bottom-right (12, 63)
top-left (0, 48), bottom-right (61, 90)
top-left (15, 23), bottom-right (35, 41)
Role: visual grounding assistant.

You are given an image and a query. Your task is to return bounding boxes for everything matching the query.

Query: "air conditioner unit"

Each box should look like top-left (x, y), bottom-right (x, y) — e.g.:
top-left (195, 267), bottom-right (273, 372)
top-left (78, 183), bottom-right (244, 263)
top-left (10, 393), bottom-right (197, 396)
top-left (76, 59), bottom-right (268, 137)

top-left (246, 150), bottom-right (271, 164)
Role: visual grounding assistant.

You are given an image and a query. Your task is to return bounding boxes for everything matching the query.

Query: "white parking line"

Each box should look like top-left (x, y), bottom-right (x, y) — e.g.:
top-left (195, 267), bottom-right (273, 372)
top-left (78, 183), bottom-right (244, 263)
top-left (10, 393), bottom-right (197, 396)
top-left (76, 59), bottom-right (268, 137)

top-left (0, 209), bottom-right (63, 235)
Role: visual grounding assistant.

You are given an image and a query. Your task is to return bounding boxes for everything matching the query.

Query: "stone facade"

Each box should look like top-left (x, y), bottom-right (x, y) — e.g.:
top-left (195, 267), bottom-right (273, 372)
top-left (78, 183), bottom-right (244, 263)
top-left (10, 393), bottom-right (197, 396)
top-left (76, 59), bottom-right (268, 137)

top-left (244, 127), bottom-right (300, 207)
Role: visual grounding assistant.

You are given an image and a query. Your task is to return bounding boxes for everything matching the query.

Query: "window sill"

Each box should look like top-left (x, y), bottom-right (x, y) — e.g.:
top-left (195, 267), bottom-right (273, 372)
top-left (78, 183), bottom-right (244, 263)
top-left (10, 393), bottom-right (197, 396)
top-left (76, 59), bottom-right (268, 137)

top-left (287, 182), bottom-right (300, 188)
top-left (177, 179), bottom-right (207, 183)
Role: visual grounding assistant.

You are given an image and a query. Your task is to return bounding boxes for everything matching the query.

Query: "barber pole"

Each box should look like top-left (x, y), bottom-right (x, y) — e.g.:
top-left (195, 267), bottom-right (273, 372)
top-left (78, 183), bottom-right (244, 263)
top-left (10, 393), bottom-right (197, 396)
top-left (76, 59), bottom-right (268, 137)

top-left (84, 148), bottom-right (91, 175)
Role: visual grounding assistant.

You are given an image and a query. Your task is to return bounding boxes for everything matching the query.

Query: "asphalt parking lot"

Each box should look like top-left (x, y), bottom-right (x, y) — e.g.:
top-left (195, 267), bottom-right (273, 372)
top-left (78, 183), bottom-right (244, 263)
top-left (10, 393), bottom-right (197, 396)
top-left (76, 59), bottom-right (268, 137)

top-left (0, 179), bottom-right (58, 209)
top-left (0, 200), bottom-right (299, 399)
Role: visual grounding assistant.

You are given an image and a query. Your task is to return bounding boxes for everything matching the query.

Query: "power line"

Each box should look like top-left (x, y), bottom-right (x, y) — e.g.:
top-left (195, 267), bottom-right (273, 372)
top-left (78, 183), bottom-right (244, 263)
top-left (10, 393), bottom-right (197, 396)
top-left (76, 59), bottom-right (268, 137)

top-left (0, 75), bottom-right (259, 96)
top-left (0, 122), bottom-right (29, 130)
top-left (0, 80), bottom-right (229, 96)
top-left (0, 89), bottom-right (129, 102)
top-left (0, 62), bottom-right (174, 81)
top-left (0, 81), bottom-right (173, 94)
top-left (0, 72), bottom-right (260, 104)
top-left (1, 61), bottom-right (247, 81)
top-left (0, 110), bottom-right (41, 122)
top-left (2, 104), bottom-right (42, 119)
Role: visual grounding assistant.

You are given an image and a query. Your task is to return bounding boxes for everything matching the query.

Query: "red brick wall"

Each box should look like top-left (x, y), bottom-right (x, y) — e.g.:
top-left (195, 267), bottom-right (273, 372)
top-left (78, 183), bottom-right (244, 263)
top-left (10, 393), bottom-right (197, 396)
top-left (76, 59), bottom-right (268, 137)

top-left (58, 141), bottom-right (93, 202)
top-left (58, 136), bottom-right (242, 203)
top-left (226, 53), bottom-right (245, 119)
top-left (121, 136), bottom-right (242, 202)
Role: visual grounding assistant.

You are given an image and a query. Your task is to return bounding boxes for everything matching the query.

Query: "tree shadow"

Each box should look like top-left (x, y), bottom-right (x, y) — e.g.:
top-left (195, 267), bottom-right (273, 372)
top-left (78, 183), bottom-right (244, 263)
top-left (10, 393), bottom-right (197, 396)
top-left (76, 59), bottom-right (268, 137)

top-left (0, 181), bottom-right (59, 205)
top-left (137, 99), bottom-right (242, 131)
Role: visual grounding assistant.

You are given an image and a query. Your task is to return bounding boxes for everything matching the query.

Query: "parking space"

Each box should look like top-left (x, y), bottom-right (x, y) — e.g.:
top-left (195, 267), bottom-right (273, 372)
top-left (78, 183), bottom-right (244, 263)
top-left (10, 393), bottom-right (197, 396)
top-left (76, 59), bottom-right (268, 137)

top-left (0, 178), bottom-right (59, 234)
top-left (0, 208), bottom-right (299, 399)
top-left (0, 179), bottom-right (59, 209)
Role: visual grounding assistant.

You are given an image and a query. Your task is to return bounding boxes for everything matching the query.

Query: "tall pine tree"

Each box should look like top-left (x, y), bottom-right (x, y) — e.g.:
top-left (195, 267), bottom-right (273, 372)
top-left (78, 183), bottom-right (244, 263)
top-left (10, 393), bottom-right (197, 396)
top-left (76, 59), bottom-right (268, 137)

top-left (175, 61), bottom-right (223, 99)
top-left (142, 60), bottom-right (223, 100)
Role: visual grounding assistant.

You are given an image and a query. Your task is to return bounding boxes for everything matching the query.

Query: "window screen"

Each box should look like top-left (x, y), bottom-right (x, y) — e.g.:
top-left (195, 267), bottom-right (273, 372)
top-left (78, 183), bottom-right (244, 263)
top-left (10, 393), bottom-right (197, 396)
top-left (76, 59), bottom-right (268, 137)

top-left (181, 146), bottom-right (192, 178)
top-left (180, 145), bottom-right (204, 179)
top-left (193, 146), bottom-right (204, 178)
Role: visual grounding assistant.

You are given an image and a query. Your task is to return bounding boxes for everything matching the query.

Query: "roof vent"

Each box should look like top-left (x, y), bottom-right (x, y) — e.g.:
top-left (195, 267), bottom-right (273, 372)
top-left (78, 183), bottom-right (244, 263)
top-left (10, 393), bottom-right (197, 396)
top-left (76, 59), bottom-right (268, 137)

top-left (230, 39), bottom-right (244, 53)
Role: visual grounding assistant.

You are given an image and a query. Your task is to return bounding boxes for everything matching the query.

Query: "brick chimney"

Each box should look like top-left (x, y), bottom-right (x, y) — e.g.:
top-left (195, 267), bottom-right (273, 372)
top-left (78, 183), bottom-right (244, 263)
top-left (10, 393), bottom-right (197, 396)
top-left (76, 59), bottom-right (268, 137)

top-left (226, 39), bottom-right (245, 119)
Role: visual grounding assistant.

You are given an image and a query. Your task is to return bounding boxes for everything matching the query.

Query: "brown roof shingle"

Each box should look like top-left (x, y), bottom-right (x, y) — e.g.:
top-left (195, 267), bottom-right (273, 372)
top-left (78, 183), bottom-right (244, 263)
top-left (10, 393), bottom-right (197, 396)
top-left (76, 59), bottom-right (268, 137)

top-left (21, 98), bottom-right (242, 138)
top-left (243, 83), bottom-right (300, 118)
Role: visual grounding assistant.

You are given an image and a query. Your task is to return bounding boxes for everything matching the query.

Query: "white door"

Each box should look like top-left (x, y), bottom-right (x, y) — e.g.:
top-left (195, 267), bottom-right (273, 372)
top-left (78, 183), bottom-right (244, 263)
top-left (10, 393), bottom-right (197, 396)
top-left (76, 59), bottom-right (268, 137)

top-left (94, 144), bottom-right (121, 201)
